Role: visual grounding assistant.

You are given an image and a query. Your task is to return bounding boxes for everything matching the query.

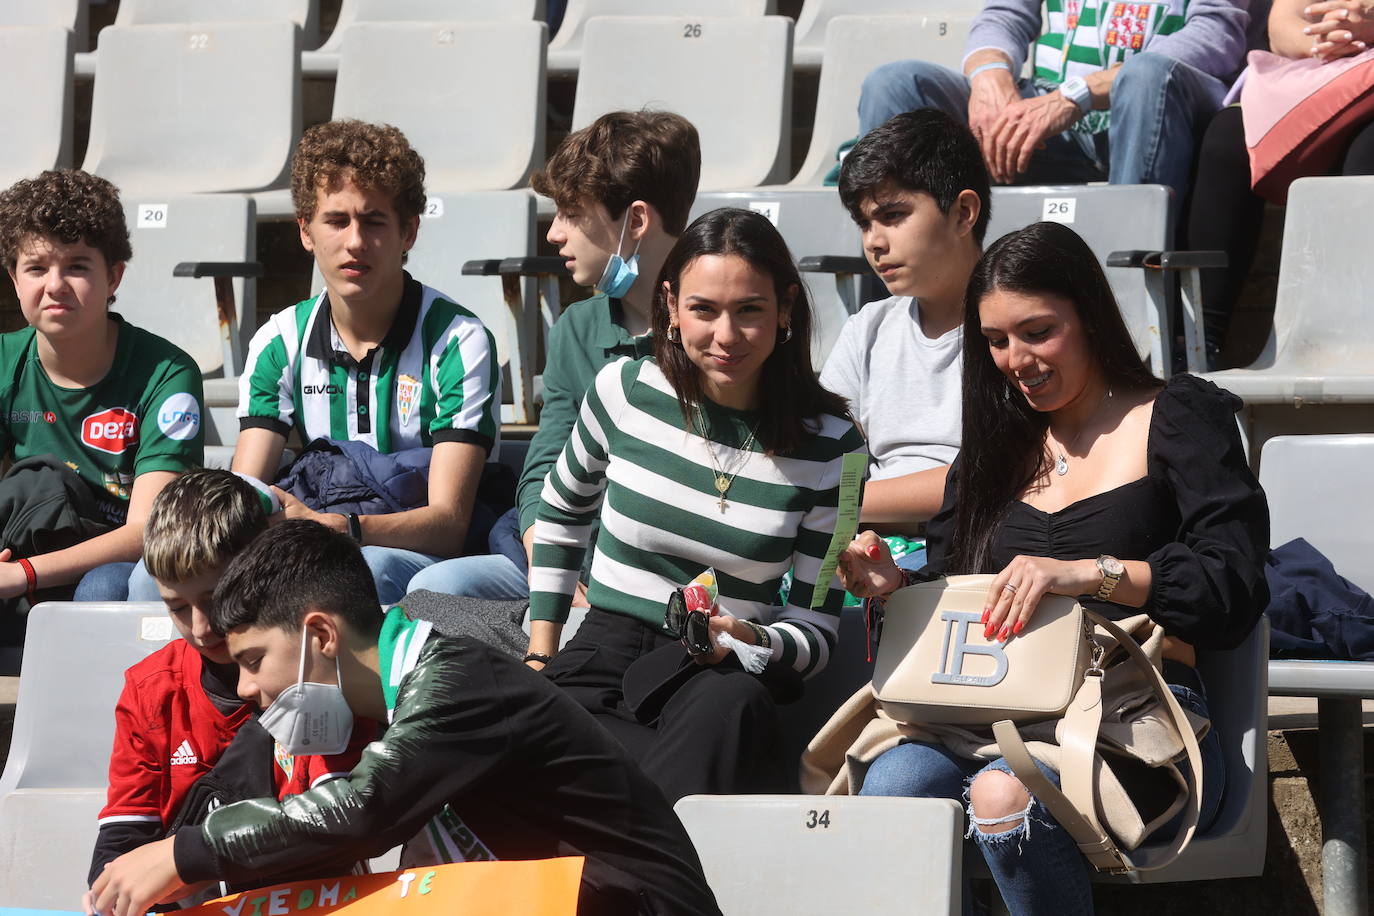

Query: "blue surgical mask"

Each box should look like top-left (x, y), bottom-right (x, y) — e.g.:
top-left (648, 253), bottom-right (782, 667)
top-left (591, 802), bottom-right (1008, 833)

top-left (596, 213), bottom-right (642, 299)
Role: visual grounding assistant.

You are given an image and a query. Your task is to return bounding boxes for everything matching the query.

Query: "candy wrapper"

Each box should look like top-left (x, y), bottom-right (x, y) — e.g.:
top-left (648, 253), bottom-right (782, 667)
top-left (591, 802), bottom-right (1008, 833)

top-left (682, 568), bottom-right (718, 613)
top-left (686, 568), bottom-right (772, 674)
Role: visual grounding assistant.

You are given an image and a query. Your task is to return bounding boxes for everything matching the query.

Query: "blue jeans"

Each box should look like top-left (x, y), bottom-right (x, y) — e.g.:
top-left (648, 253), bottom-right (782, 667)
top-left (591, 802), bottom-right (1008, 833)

top-left (406, 552), bottom-right (529, 600)
top-left (125, 558), bottom-right (162, 601)
top-left (362, 546), bottom-right (443, 605)
top-left (857, 52), bottom-right (1227, 194)
top-left (859, 683), bottom-right (1224, 915)
top-left (895, 547), bottom-right (928, 573)
top-left (74, 562), bottom-right (135, 601)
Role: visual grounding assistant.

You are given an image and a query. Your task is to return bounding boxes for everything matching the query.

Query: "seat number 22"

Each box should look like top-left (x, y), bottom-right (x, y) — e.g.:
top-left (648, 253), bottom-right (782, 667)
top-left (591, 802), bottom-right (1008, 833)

top-left (805, 809), bottom-right (831, 829)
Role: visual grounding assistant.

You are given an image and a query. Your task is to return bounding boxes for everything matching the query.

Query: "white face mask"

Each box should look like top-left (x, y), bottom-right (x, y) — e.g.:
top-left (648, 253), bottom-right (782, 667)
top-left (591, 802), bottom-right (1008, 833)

top-left (257, 626), bottom-right (354, 756)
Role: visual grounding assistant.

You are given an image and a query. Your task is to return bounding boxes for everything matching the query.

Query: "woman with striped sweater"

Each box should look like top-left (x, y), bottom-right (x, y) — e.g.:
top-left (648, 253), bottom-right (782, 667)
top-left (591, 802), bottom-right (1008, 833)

top-left (526, 208), bottom-right (868, 801)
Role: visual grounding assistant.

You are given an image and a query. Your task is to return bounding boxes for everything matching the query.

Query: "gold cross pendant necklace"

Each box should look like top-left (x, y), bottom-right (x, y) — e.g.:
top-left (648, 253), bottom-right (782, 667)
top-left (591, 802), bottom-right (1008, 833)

top-left (694, 404), bottom-right (760, 513)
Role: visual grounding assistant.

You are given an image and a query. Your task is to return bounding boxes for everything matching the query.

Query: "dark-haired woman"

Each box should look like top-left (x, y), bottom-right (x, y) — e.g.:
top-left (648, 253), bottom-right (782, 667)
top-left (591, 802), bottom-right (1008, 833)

top-left (839, 221), bottom-right (1268, 915)
top-left (527, 208), bottom-right (868, 801)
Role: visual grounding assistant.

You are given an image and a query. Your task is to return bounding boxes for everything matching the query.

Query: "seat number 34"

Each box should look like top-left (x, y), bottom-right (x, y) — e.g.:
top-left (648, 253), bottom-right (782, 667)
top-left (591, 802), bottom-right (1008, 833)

top-left (805, 809), bottom-right (831, 829)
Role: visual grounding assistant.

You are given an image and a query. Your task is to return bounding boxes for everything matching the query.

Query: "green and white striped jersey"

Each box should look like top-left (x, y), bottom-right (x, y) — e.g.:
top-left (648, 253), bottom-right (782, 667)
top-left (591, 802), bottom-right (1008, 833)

top-left (238, 274), bottom-right (499, 454)
top-left (529, 357), bottom-right (869, 679)
top-left (1034, 0), bottom-right (1187, 83)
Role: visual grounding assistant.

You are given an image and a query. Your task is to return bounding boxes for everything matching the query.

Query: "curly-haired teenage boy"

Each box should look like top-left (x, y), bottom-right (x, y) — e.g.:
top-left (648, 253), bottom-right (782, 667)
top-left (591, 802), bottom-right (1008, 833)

top-left (0, 169), bottom-right (204, 623)
top-left (231, 120), bottom-right (500, 604)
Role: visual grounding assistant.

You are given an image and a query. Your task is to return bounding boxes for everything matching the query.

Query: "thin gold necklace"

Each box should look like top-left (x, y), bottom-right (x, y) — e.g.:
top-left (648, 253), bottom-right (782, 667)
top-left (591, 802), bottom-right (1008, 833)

top-left (693, 404), bottom-right (760, 513)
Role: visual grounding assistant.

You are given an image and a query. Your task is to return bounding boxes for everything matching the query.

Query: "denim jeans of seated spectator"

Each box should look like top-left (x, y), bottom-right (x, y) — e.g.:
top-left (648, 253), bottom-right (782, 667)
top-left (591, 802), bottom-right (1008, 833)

top-left (858, 682), bottom-right (1223, 916)
top-left (857, 52), bottom-right (1227, 196)
top-left (74, 561), bottom-right (136, 601)
top-left (362, 546), bottom-right (444, 605)
top-left (895, 547), bottom-right (928, 574)
top-left (406, 552), bottom-right (529, 601)
top-left (123, 558), bottom-right (162, 601)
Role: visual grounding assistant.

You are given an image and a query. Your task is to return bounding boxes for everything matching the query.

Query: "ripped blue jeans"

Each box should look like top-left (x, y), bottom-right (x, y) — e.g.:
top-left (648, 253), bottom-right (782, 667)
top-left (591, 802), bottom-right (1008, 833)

top-left (858, 683), bottom-right (1223, 916)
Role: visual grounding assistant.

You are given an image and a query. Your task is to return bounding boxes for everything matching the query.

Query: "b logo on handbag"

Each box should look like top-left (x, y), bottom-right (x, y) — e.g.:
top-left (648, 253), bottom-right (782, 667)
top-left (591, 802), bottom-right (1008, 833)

top-left (932, 610), bottom-right (1009, 687)
top-left (873, 575), bottom-right (1091, 725)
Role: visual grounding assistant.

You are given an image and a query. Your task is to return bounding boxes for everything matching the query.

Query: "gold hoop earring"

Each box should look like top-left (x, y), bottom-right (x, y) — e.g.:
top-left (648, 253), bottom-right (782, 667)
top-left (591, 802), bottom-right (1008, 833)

top-left (667, 326), bottom-right (679, 343)
top-left (779, 325), bottom-right (792, 344)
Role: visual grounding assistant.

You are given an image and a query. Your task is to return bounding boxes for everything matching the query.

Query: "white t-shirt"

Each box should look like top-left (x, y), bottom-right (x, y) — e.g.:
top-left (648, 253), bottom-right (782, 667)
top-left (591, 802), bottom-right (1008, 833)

top-left (819, 295), bottom-right (962, 482)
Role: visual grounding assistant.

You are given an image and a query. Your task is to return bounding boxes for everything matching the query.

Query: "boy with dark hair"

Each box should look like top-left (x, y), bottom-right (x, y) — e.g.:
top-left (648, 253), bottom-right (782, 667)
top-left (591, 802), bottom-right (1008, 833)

top-left (821, 109), bottom-right (991, 566)
top-left (88, 520), bottom-right (721, 916)
top-left (407, 110), bottom-right (702, 626)
top-left (86, 470), bottom-right (369, 909)
top-left (0, 169), bottom-right (204, 616)
top-left (232, 119), bottom-right (500, 604)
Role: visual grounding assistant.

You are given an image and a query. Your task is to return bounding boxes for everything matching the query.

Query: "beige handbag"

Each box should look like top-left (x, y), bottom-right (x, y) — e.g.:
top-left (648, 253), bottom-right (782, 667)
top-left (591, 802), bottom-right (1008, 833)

top-left (872, 575), bottom-right (1205, 874)
top-left (874, 575), bottom-right (1092, 724)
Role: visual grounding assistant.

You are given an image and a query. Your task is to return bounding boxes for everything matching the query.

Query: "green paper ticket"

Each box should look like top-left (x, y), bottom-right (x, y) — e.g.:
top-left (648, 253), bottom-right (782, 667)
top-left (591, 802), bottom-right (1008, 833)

top-left (811, 451), bottom-right (868, 610)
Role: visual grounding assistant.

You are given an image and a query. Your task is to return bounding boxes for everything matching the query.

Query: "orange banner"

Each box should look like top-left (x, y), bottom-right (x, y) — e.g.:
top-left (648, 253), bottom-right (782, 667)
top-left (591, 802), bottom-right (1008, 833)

top-left (183, 858), bottom-right (584, 916)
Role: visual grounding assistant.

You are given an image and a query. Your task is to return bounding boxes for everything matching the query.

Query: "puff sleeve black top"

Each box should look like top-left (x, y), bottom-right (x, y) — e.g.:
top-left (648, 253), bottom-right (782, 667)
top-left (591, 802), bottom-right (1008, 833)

top-left (925, 374), bottom-right (1269, 649)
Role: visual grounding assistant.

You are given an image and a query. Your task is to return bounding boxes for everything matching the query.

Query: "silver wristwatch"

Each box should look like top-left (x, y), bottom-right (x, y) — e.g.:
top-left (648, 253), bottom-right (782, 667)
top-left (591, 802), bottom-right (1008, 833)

top-left (1095, 554), bottom-right (1125, 601)
top-left (1059, 75), bottom-right (1093, 114)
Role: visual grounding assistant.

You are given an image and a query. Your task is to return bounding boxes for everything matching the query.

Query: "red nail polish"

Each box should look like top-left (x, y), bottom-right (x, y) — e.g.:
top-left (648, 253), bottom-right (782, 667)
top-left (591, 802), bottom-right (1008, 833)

top-left (999, 626), bottom-right (1011, 642)
top-left (1013, 619), bottom-right (1025, 635)
top-left (984, 623), bottom-right (994, 640)
top-left (866, 544), bottom-right (881, 559)
top-left (981, 609), bottom-right (991, 625)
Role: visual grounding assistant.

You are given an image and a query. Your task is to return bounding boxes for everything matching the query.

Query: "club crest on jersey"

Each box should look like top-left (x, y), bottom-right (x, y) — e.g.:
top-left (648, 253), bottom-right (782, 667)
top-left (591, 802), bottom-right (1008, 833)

top-left (82, 407), bottom-right (139, 454)
top-left (274, 740), bottom-right (295, 783)
top-left (397, 374), bottom-right (421, 427)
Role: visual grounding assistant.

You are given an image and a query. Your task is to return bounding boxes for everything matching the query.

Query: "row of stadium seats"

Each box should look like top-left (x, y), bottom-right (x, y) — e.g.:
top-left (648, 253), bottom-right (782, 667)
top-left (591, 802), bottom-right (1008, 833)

top-left (0, 0), bottom-right (986, 75)
top-left (0, 15), bottom-right (976, 197)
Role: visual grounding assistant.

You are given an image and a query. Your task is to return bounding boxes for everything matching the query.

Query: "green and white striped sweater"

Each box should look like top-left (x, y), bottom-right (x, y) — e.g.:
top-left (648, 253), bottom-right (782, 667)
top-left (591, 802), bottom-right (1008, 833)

top-left (237, 274), bottom-right (499, 454)
top-left (529, 357), bottom-right (869, 679)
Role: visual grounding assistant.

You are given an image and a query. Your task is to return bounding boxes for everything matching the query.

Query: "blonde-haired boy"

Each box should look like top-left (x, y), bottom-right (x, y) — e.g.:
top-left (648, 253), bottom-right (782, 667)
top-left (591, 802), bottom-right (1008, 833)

top-left (86, 469), bottom-right (366, 907)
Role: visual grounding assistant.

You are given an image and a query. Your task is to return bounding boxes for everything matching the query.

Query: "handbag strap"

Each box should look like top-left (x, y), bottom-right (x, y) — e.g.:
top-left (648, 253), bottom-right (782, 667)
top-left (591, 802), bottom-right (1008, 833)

top-left (991, 611), bottom-right (1205, 875)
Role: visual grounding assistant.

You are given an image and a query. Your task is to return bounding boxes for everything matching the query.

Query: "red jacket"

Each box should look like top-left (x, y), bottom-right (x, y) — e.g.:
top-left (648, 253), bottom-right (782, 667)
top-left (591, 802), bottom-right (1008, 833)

top-left (91, 639), bottom-right (370, 884)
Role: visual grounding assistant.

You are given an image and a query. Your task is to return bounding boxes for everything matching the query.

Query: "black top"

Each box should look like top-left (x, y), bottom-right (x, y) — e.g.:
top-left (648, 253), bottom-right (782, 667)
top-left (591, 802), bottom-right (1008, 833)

top-left (925, 374), bottom-right (1269, 650)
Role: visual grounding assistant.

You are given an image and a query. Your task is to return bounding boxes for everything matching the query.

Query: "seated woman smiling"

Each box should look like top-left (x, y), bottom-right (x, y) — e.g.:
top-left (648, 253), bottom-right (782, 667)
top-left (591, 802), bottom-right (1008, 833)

top-left (527, 208), bottom-right (867, 802)
top-left (839, 221), bottom-right (1269, 916)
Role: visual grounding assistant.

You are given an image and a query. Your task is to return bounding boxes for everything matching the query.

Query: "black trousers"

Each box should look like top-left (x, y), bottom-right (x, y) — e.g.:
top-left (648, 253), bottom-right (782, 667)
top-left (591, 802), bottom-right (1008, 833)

top-left (544, 609), bottom-right (788, 802)
top-left (1184, 104), bottom-right (1374, 356)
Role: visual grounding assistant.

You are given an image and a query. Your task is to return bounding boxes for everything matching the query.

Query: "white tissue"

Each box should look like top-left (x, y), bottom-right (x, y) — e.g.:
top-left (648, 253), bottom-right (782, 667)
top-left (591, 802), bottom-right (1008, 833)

top-left (715, 629), bottom-right (771, 674)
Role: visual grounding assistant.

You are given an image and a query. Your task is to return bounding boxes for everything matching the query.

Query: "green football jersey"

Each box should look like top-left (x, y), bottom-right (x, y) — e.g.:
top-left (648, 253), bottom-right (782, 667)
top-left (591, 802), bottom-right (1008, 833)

top-left (238, 274), bottom-right (499, 455)
top-left (0, 314), bottom-right (205, 522)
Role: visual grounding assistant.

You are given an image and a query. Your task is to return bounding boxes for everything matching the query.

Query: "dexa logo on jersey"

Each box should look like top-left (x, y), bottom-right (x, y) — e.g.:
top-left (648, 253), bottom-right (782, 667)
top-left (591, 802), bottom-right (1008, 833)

top-left (397, 374), bottom-right (421, 426)
top-left (170, 739), bottom-right (198, 766)
top-left (157, 392), bottom-right (201, 441)
top-left (82, 407), bottom-right (139, 454)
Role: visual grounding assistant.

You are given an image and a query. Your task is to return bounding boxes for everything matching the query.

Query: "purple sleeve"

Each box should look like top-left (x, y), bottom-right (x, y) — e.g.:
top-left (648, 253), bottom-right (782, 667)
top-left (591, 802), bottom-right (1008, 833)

top-left (963, 0), bottom-right (1044, 75)
top-left (1146, 0), bottom-right (1250, 81)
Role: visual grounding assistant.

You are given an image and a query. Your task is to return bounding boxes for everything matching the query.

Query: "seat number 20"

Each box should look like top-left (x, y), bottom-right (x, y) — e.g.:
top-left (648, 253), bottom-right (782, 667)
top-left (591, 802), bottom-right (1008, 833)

top-left (805, 809), bottom-right (831, 829)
